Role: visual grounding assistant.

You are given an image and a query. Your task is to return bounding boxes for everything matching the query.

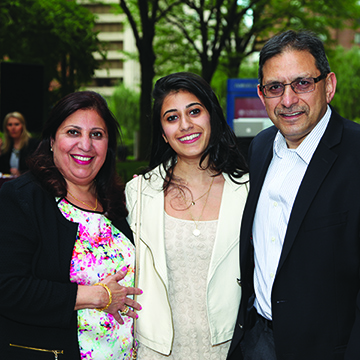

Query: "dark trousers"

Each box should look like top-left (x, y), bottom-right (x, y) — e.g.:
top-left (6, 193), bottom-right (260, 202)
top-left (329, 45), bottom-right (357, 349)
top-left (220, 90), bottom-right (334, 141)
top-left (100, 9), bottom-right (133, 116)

top-left (241, 311), bottom-right (277, 360)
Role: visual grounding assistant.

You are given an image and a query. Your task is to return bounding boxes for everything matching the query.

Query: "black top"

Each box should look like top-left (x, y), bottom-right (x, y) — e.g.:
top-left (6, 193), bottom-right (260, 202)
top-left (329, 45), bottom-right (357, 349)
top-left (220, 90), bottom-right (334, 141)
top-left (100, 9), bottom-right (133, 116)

top-left (0, 172), bottom-right (133, 359)
top-left (0, 137), bottom-right (39, 174)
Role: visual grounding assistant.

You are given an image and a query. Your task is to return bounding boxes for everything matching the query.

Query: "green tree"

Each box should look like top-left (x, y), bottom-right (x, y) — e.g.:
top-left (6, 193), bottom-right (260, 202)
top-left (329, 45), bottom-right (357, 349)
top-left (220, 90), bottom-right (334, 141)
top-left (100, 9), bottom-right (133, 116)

top-left (328, 46), bottom-right (360, 122)
top-left (119, 0), bottom-right (181, 160)
top-left (221, 0), bottom-right (360, 79)
top-left (108, 83), bottom-right (140, 156)
top-left (158, 0), bottom-right (360, 82)
top-left (0, 0), bottom-right (103, 107)
top-left (163, 0), bottom-right (246, 83)
top-left (119, 0), bottom-right (360, 158)
top-left (211, 57), bottom-right (259, 110)
top-left (154, 16), bottom-right (201, 78)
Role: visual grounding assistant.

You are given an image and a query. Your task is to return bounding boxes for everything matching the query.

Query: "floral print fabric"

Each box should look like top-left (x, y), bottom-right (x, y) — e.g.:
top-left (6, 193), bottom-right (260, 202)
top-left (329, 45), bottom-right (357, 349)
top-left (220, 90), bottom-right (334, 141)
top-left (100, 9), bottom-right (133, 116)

top-left (57, 198), bottom-right (135, 360)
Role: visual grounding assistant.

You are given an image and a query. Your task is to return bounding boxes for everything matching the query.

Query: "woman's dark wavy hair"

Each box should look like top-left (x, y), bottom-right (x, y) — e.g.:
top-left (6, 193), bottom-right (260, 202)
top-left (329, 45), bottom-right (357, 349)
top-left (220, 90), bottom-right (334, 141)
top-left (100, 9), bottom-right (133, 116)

top-left (144, 72), bottom-right (248, 189)
top-left (28, 91), bottom-right (127, 221)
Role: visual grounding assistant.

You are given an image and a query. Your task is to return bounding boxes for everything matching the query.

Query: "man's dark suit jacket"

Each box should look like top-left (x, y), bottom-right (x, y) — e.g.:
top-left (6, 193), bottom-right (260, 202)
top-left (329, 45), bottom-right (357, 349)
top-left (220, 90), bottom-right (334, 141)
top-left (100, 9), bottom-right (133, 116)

top-left (228, 109), bottom-right (360, 360)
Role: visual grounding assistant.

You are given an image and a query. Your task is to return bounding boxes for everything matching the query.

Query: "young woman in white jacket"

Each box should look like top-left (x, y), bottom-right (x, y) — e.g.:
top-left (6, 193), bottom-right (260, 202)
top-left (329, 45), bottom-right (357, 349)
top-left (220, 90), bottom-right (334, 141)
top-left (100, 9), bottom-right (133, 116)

top-left (125, 72), bottom-right (249, 359)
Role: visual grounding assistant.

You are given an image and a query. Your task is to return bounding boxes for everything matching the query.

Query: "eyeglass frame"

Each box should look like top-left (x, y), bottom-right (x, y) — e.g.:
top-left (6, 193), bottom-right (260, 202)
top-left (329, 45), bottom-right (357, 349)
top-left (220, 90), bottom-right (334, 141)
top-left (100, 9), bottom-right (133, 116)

top-left (259, 73), bottom-right (328, 98)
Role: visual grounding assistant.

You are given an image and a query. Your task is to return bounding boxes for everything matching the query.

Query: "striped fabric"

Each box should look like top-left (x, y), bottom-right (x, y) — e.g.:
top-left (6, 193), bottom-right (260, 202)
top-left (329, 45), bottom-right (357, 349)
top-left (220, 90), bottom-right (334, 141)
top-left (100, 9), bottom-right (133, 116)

top-left (252, 106), bottom-right (331, 320)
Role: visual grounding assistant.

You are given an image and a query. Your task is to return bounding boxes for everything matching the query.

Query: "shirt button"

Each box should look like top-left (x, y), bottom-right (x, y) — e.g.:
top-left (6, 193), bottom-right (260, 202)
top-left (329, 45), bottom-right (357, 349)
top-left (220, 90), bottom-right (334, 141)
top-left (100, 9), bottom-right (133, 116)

top-left (273, 201), bottom-right (278, 207)
top-left (271, 236), bottom-right (275, 243)
top-left (270, 273), bottom-right (275, 278)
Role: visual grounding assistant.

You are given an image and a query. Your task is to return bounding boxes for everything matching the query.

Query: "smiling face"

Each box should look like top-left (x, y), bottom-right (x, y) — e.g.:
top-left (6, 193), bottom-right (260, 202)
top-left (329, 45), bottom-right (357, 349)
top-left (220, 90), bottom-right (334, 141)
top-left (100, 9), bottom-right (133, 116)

top-left (6, 117), bottom-right (23, 140)
top-left (51, 109), bottom-right (108, 188)
top-left (160, 90), bottom-right (211, 162)
top-left (258, 50), bottom-right (336, 148)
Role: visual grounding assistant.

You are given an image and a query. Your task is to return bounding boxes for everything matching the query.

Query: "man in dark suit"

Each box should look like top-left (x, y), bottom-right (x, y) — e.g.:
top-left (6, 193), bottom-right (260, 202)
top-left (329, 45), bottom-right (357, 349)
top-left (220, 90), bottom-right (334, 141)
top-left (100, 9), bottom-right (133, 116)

top-left (228, 30), bottom-right (360, 360)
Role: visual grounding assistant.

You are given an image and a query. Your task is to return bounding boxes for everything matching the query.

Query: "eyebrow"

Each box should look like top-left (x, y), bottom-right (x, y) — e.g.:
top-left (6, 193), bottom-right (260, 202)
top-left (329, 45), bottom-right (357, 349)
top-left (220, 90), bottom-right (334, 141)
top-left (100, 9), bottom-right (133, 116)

top-left (264, 75), bottom-right (312, 85)
top-left (162, 102), bottom-right (204, 118)
top-left (64, 125), bottom-right (107, 132)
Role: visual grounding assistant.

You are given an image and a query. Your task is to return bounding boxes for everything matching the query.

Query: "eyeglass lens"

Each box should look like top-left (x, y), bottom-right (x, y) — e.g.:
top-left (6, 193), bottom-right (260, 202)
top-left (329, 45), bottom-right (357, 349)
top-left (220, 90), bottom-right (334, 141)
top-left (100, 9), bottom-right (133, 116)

top-left (264, 78), bottom-right (315, 97)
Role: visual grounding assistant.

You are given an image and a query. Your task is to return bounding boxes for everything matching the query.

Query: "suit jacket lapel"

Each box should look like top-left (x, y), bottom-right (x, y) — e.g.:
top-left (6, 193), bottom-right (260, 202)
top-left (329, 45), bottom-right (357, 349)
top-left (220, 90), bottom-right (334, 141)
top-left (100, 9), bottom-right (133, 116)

top-left (241, 129), bottom-right (275, 267)
top-left (276, 111), bottom-right (343, 273)
top-left (249, 136), bottom-right (274, 205)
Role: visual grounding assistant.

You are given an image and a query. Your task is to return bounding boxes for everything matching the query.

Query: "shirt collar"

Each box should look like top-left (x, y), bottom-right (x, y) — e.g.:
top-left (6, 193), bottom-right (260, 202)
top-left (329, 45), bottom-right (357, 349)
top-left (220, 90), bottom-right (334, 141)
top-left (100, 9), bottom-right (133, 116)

top-left (273, 105), bottom-right (332, 164)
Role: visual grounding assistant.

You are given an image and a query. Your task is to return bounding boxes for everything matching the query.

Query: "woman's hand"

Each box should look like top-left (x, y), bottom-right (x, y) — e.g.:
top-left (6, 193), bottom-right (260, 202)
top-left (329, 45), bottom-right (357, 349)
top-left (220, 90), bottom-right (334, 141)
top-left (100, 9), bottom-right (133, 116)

top-left (101, 268), bottom-right (143, 324)
top-left (75, 268), bottom-right (142, 325)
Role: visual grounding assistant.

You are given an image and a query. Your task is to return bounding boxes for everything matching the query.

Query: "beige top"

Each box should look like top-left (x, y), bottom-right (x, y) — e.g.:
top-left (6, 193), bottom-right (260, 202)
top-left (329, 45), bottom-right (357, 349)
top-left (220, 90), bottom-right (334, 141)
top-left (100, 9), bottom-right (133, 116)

top-left (138, 213), bottom-right (230, 359)
top-left (125, 168), bottom-right (248, 355)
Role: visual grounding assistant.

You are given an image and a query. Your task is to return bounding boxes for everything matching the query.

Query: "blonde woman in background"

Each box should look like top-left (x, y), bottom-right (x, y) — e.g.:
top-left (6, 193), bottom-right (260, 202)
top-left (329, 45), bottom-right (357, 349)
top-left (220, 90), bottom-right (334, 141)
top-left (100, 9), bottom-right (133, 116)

top-left (0, 111), bottom-right (38, 176)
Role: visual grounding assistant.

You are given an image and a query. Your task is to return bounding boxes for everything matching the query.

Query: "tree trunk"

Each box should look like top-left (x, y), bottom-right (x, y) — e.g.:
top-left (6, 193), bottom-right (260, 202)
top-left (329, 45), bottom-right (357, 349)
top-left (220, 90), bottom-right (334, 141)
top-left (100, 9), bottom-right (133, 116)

top-left (60, 53), bottom-right (68, 98)
top-left (201, 58), bottom-right (218, 84)
top-left (137, 41), bottom-right (156, 161)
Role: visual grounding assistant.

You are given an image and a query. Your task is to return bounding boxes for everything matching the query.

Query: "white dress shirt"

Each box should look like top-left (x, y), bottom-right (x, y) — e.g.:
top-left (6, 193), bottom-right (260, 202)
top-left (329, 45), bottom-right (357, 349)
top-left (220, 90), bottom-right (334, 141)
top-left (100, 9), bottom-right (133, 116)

top-left (253, 106), bottom-right (331, 320)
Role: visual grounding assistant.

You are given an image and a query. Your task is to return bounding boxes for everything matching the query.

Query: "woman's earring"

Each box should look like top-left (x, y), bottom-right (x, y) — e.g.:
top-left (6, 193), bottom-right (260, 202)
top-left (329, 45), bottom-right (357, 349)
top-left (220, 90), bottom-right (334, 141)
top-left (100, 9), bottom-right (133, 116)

top-left (50, 147), bottom-right (53, 152)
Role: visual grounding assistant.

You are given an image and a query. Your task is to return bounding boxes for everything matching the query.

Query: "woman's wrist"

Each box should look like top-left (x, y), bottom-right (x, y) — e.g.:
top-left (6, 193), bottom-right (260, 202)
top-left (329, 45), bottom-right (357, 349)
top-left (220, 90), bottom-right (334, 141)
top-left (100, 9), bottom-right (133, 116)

top-left (74, 284), bottom-right (110, 311)
top-left (93, 283), bottom-right (112, 311)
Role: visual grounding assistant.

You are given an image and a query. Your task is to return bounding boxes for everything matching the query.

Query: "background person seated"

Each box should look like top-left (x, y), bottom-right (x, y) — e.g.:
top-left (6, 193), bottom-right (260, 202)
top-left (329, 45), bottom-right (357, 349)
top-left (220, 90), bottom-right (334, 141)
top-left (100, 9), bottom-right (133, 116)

top-left (0, 111), bottom-right (38, 176)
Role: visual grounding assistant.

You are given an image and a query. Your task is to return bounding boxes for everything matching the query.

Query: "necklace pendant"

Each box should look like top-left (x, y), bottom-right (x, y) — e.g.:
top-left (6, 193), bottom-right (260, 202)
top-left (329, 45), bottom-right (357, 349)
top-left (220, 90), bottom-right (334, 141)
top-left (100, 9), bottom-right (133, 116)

top-left (191, 201), bottom-right (195, 206)
top-left (193, 228), bottom-right (201, 237)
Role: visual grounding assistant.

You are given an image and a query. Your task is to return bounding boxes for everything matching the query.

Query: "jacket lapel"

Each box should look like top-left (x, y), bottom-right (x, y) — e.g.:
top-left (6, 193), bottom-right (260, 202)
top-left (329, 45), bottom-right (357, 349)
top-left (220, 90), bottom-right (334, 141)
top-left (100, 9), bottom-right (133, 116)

top-left (138, 172), bottom-right (170, 287)
top-left (209, 173), bottom-right (248, 276)
top-left (240, 130), bottom-right (275, 274)
top-left (277, 111), bottom-right (343, 273)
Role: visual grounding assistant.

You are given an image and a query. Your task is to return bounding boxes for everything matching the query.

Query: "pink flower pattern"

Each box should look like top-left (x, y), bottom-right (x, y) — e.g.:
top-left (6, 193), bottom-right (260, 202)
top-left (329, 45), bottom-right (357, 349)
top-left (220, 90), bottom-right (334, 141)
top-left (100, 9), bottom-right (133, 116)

top-left (57, 198), bottom-right (135, 359)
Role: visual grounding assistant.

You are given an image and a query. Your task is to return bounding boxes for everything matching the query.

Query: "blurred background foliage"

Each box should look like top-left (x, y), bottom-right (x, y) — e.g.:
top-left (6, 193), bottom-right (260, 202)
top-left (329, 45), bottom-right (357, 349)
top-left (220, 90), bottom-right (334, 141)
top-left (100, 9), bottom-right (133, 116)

top-left (1, 0), bottom-right (360, 165)
top-left (108, 83), bottom-right (140, 158)
top-left (328, 46), bottom-right (360, 123)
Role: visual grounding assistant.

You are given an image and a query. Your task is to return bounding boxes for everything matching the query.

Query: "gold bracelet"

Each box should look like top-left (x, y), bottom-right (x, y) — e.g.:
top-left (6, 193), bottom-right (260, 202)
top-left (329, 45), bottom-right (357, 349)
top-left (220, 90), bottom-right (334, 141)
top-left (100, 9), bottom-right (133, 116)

top-left (93, 283), bottom-right (112, 311)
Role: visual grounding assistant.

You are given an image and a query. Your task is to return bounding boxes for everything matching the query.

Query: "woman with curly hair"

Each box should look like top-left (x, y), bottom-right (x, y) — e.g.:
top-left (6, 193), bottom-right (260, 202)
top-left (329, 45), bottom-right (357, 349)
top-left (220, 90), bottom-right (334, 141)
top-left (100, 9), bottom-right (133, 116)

top-left (0, 91), bottom-right (142, 359)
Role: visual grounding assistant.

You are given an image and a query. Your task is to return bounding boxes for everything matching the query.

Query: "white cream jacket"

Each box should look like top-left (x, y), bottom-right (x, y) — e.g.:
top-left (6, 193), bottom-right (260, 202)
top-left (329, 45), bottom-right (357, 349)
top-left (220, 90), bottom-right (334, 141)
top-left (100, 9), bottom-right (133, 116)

top-left (125, 165), bottom-right (248, 355)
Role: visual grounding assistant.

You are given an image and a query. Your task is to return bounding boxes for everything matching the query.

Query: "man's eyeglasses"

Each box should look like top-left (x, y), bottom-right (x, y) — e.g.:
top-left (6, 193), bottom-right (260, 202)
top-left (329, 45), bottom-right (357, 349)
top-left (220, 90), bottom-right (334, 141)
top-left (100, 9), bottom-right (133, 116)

top-left (260, 73), bottom-right (328, 98)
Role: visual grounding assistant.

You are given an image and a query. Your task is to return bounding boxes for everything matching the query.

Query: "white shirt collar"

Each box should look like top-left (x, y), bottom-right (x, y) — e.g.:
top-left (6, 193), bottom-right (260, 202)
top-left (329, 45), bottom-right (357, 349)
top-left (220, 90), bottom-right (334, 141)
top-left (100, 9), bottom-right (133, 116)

top-left (273, 105), bottom-right (332, 165)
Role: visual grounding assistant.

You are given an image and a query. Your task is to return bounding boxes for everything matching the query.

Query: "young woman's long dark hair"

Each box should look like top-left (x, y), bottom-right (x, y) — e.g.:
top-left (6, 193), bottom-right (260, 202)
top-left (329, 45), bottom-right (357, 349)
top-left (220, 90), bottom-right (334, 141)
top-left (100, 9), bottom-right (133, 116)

top-left (28, 91), bottom-right (127, 221)
top-left (144, 72), bottom-right (248, 189)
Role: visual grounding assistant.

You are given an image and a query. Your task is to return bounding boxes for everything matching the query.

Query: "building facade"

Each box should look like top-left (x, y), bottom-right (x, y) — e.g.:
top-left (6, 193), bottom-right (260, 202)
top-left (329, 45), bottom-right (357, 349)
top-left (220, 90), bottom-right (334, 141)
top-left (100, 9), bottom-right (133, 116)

top-left (332, 26), bottom-right (360, 49)
top-left (78, 0), bottom-right (140, 96)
